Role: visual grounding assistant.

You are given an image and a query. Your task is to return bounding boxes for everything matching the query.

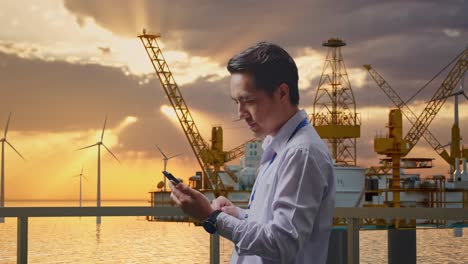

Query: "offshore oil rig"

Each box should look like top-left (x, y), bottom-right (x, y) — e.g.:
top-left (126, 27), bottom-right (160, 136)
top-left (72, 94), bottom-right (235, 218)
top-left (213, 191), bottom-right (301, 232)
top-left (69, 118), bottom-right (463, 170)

top-left (138, 30), bottom-right (468, 233)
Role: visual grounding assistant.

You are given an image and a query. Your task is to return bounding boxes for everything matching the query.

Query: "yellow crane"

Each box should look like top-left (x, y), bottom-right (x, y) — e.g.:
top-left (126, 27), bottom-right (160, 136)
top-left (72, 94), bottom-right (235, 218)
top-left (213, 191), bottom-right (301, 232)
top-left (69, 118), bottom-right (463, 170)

top-left (138, 32), bottom-right (253, 195)
top-left (363, 64), bottom-right (451, 164)
top-left (374, 47), bottom-right (468, 208)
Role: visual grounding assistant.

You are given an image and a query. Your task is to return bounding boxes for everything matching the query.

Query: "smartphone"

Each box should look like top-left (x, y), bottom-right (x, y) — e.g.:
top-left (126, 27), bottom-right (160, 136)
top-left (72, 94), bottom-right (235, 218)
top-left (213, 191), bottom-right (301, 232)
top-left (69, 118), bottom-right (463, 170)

top-left (162, 171), bottom-right (180, 185)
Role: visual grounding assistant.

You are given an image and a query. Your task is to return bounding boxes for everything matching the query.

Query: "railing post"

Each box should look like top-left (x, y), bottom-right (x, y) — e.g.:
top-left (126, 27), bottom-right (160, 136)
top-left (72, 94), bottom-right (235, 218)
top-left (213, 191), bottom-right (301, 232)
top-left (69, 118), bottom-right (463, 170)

top-left (347, 217), bottom-right (359, 264)
top-left (210, 233), bottom-right (220, 264)
top-left (17, 216), bottom-right (28, 264)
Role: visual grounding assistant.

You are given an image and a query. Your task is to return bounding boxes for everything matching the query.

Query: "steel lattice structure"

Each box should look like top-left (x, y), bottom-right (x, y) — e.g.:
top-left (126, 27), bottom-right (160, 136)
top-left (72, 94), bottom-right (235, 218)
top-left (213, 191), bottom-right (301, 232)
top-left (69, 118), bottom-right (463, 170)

top-left (312, 38), bottom-right (360, 166)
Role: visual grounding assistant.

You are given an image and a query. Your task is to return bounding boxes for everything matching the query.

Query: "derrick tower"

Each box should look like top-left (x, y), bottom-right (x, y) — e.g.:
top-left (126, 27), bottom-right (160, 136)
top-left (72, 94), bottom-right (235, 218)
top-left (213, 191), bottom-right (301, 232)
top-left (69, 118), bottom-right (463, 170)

top-left (312, 38), bottom-right (360, 166)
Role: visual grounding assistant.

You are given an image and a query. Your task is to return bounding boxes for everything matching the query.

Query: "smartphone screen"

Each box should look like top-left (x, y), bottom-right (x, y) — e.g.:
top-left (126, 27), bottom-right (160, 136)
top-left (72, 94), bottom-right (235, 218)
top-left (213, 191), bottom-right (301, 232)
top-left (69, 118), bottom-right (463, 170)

top-left (162, 171), bottom-right (180, 185)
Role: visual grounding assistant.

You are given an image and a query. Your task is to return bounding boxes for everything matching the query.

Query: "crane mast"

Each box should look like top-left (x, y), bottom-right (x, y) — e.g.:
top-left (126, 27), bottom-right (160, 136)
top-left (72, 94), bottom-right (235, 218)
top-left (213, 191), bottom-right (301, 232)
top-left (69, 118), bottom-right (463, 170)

top-left (138, 32), bottom-right (254, 194)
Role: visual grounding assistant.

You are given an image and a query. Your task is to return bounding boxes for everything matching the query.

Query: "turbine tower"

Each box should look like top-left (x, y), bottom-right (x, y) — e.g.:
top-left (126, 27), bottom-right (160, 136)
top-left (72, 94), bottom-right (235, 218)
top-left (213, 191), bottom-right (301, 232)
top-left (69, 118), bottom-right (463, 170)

top-left (155, 144), bottom-right (181, 192)
top-left (78, 116), bottom-right (119, 224)
top-left (0, 113), bottom-right (25, 223)
top-left (73, 166), bottom-right (88, 207)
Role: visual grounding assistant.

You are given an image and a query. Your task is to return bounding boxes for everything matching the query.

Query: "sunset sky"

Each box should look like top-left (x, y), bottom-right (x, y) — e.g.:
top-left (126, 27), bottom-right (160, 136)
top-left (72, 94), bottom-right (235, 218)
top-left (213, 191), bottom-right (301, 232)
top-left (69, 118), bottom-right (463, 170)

top-left (0, 0), bottom-right (467, 201)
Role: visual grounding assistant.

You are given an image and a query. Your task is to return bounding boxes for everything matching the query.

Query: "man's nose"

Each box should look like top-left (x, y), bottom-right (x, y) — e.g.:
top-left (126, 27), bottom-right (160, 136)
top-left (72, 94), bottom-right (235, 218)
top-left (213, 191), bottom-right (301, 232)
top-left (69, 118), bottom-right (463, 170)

top-left (237, 103), bottom-right (247, 119)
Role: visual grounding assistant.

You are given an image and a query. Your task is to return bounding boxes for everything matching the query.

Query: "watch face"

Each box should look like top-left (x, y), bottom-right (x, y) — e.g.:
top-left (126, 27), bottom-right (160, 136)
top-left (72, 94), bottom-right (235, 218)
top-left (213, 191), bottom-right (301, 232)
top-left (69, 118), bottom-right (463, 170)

top-left (203, 221), bottom-right (216, 234)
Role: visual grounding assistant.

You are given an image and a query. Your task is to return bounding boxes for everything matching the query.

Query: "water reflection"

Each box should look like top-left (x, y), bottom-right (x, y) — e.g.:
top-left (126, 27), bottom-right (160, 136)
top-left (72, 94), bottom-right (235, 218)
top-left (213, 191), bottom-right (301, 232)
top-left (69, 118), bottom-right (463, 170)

top-left (96, 224), bottom-right (101, 243)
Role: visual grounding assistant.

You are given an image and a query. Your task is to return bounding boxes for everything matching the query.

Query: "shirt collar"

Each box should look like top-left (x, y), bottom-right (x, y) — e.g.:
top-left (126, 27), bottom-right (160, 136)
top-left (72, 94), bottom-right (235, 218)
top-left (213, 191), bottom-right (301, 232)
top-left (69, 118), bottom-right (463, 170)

top-left (261, 109), bottom-right (308, 163)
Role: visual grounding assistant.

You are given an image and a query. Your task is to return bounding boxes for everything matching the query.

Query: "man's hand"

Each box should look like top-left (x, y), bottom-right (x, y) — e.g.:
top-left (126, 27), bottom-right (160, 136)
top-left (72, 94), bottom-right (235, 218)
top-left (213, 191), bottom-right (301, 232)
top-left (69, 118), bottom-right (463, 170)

top-left (169, 181), bottom-right (214, 221)
top-left (212, 195), bottom-right (239, 218)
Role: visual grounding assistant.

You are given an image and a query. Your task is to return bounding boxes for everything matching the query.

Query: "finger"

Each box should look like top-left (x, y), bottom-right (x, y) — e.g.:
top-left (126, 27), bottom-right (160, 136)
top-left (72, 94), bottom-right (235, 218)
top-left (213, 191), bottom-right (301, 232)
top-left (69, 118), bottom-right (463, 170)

top-left (211, 200), bottom-right (222, 210)
top-left (170, 192), bottom-right (181, 206)
top-left (171, 187), bottom-right (190, 201)
top-left (175, 183), bottom-right (195, 197)
top-left (169, 182), bottom-right (186, 197)
top-left (168, 181), bottom-right (176, 190)
top-left (212, 196), bottom-right (230, 209)
top-left (212, 197), bottom-right (226, 209)
top-left (221, 206), bottom-right (239, 218)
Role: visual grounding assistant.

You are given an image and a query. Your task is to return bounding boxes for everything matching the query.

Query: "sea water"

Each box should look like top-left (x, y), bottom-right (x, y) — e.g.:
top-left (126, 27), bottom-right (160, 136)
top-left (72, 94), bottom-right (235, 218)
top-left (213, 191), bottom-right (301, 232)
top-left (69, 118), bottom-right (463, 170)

top-left (0, 201), bottom-right (467, 263)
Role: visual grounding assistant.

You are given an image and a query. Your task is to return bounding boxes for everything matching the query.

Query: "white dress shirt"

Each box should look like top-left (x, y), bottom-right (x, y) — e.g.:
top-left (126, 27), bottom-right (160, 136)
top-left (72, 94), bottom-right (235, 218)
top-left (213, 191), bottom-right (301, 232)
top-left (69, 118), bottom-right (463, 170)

top-left (217, 109), bottom-right (336, 264)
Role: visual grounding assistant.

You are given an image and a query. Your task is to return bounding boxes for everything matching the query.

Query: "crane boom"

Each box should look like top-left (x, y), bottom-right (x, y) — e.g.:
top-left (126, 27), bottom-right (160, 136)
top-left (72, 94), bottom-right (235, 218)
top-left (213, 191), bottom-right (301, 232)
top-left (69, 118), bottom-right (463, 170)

top-left (404, 48), bottom-right (468, 153)
top-left (363, 64), bottom-right (450, 163)
top-left (138, 33), bottom-right (221, 190)
top-left (138, 32), bottom-right (257, 193)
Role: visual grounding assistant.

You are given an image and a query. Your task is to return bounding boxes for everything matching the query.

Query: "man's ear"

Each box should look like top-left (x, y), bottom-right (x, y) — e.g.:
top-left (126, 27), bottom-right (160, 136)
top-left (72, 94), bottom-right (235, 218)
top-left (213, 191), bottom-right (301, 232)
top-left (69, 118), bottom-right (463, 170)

top-left (277, 83), bottom-right (290, 103)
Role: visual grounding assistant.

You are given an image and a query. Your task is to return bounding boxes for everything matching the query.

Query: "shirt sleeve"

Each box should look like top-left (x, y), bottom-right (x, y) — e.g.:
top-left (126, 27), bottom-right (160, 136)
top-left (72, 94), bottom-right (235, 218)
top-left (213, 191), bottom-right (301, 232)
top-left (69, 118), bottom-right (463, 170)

top-left (216, 147), bottom-right (331, 263)
top-left (236, 207), bottom-right (249, 220)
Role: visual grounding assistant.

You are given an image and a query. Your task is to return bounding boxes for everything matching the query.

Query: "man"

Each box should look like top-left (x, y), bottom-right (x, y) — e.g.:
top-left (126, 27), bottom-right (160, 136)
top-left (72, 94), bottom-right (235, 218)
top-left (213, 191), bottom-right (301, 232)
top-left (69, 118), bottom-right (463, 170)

top-left (170, 42), bottom-right (335, 263)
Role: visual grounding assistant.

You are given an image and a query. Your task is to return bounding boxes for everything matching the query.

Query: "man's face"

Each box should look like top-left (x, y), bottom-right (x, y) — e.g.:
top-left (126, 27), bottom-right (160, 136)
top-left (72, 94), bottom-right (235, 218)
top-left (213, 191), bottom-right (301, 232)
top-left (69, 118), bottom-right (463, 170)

top-left (230, 72), bottom-right (283, 138)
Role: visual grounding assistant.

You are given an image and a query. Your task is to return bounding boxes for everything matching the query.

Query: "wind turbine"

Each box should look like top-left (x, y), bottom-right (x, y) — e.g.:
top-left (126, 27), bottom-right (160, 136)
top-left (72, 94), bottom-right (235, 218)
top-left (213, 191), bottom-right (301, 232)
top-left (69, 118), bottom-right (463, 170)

top-left (73, 166), bottom-right (88, 207)
top-left (155, 144), bottom-right (181, 192)
top-left (77, 116), bottom-right (119, 224)
top-left (0, 113), bottom-right (25, 223)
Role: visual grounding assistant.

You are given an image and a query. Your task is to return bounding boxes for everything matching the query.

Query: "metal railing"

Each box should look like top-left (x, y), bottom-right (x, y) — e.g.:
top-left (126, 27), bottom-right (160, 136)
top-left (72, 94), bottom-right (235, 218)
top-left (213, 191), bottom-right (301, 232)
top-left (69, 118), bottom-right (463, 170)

top-left (1, 206), bottom-right (467, 264)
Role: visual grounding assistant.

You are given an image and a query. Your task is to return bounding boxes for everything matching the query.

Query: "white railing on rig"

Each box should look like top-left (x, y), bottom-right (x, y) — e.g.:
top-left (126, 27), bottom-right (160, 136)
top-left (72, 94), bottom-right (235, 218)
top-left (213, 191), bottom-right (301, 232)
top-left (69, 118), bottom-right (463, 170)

top-left (1, 206), bottom-right (467, 264)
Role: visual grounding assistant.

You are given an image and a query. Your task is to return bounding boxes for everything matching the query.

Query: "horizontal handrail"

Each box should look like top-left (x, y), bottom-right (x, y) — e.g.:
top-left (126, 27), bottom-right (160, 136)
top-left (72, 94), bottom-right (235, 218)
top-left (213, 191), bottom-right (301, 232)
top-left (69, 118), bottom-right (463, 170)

top-left (0, 206), bottom-right (467, 220)
top-left (333, 207), bottom-right (468, 220)
top-left (0, 206), bottom-right (183, 217)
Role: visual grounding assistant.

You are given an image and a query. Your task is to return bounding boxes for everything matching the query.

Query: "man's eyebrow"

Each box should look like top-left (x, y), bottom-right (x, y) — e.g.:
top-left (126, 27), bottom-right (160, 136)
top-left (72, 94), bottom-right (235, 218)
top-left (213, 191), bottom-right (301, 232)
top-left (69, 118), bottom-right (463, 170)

top-left (236, 95), bottom-right (254, 101)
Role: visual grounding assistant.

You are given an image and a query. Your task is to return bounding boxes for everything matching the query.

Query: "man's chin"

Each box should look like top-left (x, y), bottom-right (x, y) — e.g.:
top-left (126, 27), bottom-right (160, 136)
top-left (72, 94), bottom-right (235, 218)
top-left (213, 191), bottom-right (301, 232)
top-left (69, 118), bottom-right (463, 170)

top-left (251, 129), bottom-right (266, 139)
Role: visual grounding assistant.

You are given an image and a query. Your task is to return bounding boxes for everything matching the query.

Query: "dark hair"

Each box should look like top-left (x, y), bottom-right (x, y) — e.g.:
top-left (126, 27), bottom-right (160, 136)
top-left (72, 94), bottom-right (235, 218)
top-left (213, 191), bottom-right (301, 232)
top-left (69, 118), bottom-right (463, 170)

top-left (227, 42), bottom-right (299, 105)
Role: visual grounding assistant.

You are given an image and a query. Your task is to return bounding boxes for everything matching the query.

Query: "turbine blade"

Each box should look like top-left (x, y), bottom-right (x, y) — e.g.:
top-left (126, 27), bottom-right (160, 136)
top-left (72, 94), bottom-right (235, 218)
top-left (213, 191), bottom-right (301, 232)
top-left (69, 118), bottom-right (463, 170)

top-left (4, 112), bottom-right (11, 138)
top-left (101, 115), bottom-right (107, 141)
top-left (155, 144), bottom-right (168, 159)
top-left (81, 166), bottom-right (84, 175)
top-left (6, 140), bottom-right (25, 161)
top-left (463, 92), bottom-right (468, 100)
top-left (102, 143), bottom-right (120, 163)
top-left (83, 175), bottom-right (89, 182)
top-left (167, 153), bottom-right (182, 159)
top-left (76, 143), bottom-right (98, 151)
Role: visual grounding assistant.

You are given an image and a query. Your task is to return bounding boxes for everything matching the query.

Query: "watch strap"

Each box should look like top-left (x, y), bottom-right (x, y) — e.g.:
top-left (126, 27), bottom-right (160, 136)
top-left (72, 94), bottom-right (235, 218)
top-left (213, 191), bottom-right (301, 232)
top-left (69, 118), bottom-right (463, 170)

top-left (208, 209), bottom-right (222, 223)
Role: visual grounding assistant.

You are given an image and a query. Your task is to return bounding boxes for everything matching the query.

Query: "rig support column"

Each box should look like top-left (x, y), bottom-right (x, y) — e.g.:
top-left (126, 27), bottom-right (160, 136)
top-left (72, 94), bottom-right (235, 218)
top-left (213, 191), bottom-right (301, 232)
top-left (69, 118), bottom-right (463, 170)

top-left (388, 229), bottom-right (416, 264)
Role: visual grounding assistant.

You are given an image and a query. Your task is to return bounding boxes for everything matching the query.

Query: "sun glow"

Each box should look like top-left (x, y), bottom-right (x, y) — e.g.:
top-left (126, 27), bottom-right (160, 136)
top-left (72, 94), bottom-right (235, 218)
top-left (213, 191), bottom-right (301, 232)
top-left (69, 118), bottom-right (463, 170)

top-left (160, 105), bottom-right (178, 122)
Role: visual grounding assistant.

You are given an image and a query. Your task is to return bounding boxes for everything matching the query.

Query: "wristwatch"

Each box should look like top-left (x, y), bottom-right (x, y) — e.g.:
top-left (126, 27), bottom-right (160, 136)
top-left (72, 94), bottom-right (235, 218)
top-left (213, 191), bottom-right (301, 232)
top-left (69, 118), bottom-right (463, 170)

top-left (202, 210), bottom-right (222, 234)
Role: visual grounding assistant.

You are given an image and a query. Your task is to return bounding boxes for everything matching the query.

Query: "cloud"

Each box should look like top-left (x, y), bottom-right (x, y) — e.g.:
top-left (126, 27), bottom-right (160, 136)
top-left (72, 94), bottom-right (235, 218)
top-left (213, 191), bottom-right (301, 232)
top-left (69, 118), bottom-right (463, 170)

top-left (61, 0), bottom-right (467, 100)
top-left (98, 46), bottom-right (111, 54)
top-left (63, 1), bottom-right (467, 54)
top-left (443, 28), bottom-right (461, 38)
